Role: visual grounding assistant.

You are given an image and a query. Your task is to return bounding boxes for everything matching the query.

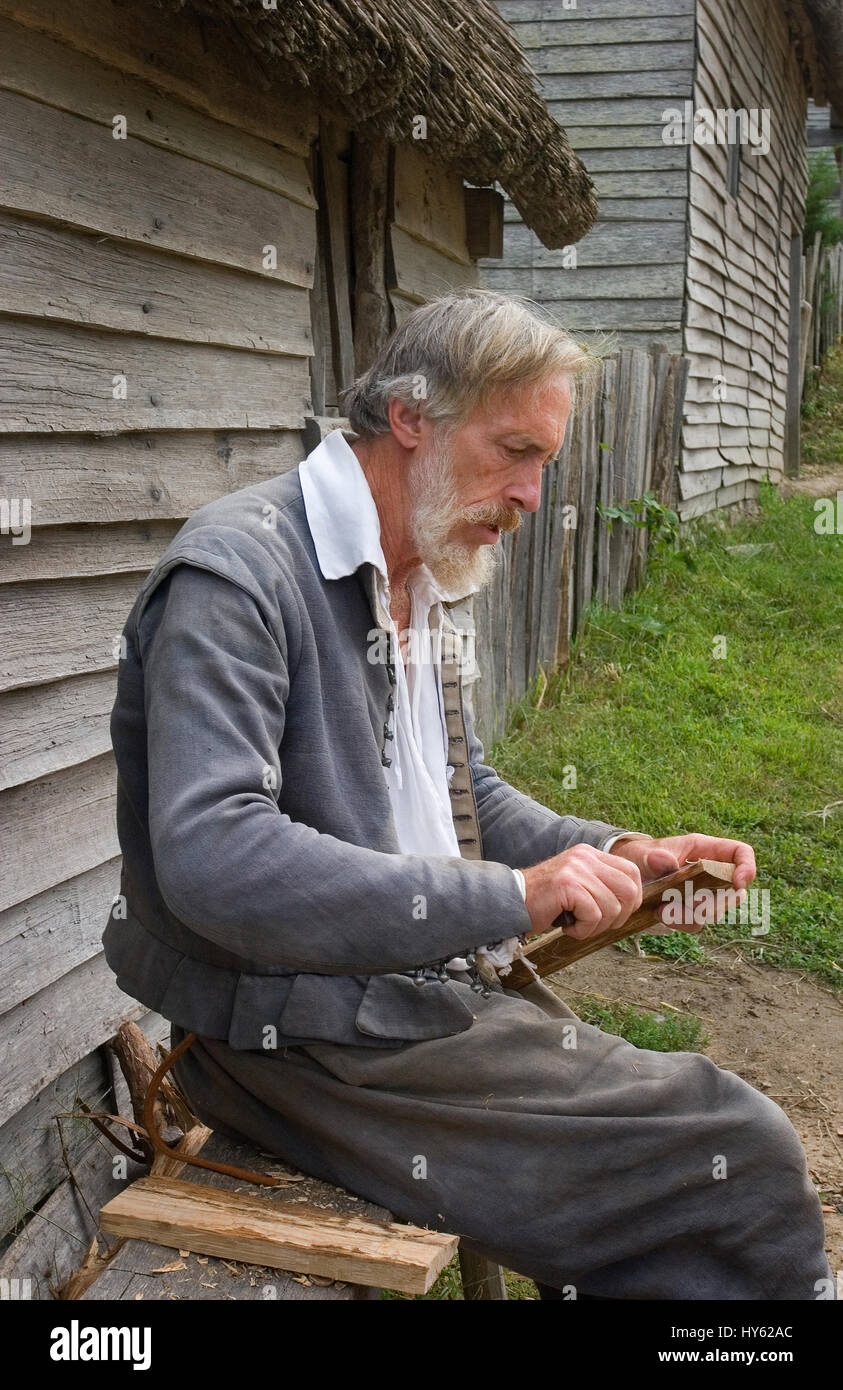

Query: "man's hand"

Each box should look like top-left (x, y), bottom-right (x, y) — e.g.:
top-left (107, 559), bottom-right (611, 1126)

top-left (608, 833), bottom-right (756, 933)
top-left (521, 843), bottom-right (644, 941)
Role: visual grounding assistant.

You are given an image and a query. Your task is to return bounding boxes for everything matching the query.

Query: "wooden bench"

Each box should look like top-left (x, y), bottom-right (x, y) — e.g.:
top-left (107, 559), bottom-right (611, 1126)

top-left (25, 1023), bottom-right (507, 1301)
top-left (78, 1130), bottom-right (507, 1301)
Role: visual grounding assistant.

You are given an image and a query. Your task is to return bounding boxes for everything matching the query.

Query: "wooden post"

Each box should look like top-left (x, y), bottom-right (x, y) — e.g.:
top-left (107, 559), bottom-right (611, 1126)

top-left (308, 145), bottom-right (329, 417)
top-left (350, 134), bottom-right (390, 374)
top-left (318, 120), bottom-right (355, 398)
top-left (458, 1248), bottom-right (508, 1300)
top-left (785, 233), bottom-right (804, 478)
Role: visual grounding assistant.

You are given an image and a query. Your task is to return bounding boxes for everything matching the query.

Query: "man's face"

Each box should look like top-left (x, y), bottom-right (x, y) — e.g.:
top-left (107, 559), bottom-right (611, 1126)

top-left (406, 373), bottom-right (572, 595)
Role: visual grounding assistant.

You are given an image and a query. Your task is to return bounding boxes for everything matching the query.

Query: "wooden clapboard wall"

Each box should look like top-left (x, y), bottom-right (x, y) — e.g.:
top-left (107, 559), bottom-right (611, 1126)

top-left (680, 0), bottom-right (809, 519)
top-left (0, 0), bottom-right (319, 1278)
top-left (389, 142), bottom-right (478, 323)
top-left (482, 0), bottom-right (696, 350)
top-left (484, 0), bottom-right (815, 524)
top-left (0, 0), bottom-right (487, 1286)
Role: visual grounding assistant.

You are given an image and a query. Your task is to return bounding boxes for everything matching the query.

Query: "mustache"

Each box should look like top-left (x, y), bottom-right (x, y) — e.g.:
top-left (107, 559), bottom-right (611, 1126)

top-left (460, 502), bottom-right (522, 533)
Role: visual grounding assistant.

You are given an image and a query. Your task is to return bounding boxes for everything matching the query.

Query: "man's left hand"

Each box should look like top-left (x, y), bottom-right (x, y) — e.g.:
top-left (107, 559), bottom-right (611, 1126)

top-left (608, 833), bottom-right (756, 934)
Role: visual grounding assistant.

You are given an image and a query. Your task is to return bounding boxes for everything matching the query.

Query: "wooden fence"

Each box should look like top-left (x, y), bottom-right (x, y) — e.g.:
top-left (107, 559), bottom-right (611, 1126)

top-left (470, 345), bottom-right (689, 744)
top-left (801, 233), bottom-right (843, 396)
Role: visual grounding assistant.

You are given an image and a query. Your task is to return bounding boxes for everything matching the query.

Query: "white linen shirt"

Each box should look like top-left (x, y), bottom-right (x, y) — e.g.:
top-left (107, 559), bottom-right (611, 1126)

top-left (298, 428), bottom-right (637, 972)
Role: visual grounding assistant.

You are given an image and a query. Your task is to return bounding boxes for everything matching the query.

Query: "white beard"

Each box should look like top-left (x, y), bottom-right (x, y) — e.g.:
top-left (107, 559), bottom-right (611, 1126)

top-left (406, 434), bottom-right (517, 596)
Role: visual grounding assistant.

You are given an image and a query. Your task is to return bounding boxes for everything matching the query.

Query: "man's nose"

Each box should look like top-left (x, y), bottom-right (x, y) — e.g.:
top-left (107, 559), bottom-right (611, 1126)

top-left (503, 465), bottom-right (544, 514)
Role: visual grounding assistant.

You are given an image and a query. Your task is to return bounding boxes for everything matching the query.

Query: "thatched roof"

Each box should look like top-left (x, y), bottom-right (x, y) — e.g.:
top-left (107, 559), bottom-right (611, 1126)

top-left (149, 0), bottom-right (598, 249)
top-left (789, 1), bottom-right (843, 118)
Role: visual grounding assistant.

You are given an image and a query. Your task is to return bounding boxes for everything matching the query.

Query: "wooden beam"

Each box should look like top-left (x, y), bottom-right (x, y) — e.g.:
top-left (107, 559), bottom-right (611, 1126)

top-left (318, 121), bottom-right (355, 398)
top-left (350, 134), bottom-right (390, 374)
top-left (100, 1175), bottom-right (459, 1295)
top-left (301, 416), bottom-right (351, 453)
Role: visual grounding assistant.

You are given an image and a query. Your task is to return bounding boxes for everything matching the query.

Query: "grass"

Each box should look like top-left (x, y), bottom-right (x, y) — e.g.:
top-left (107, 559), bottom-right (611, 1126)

top-left (382, 1261), bottom-right (540, 1300)
top-left (801, 341), bottom-right (843, 467)
top-left (563, 995), bottom-right (707, 1052)
top-left (488, 478), bottom-right (843, 991)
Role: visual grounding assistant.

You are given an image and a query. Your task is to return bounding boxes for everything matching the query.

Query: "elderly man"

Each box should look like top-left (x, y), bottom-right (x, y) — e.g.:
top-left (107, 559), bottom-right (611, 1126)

top-left (104, 290), bottom-right (830, 1300)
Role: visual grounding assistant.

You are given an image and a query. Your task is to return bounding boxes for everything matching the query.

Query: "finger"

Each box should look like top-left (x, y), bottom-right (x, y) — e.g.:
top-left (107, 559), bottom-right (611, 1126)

top-left (592, 852), bottom-right (644, 901)
top-left (560, 878), bottom-right (609, 940)
top-left (644, 920), bottom-right (677, 936)
top-left (730, 844), bottom-right (756, 892)
top-left (590, 858), bottom-right (646, 926)
top-left (684, 836), bottom-right (757, 892)
top-left (640, 848), bottom-right (682, 881)
top-left (573, 866), bottom-right (638, 935)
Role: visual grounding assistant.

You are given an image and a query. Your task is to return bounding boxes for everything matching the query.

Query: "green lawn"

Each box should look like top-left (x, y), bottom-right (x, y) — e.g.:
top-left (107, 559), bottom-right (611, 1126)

top-left (489, 479), bottom-right (843, 989)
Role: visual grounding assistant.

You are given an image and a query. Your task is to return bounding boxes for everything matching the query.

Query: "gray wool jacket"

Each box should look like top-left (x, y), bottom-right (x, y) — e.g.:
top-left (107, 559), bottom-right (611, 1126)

top-left (103, 463), bottom-right (633, 1051)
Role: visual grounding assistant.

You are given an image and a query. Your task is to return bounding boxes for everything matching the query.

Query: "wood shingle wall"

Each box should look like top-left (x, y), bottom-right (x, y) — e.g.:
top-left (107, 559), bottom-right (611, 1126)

top-left (681, 0), bottom-right (809, 517)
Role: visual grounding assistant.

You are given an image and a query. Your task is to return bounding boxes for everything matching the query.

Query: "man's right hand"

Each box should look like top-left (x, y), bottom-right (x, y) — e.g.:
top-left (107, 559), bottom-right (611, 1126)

top-left (521, 844), bottom-right (644, 941)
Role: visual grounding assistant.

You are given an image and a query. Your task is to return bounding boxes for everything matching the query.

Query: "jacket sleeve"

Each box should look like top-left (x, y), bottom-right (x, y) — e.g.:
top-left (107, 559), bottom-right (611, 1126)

top-left (138, 561), bottom-right (531, 975)
top-left (464, 697), bottom-right (638, 868)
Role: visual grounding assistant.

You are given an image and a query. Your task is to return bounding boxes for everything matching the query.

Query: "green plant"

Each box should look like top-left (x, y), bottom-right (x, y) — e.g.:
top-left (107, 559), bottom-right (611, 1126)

top-left (804, 149), bottom-right (843, 248)
top-left (597, 490), bottom-right (681, 544)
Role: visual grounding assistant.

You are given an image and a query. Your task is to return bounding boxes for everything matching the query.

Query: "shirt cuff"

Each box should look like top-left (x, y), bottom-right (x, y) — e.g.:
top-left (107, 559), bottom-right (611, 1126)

top-left (602, 831), bottom-right (654, 852)
top-left (511, 866), bottom-right (527, 901)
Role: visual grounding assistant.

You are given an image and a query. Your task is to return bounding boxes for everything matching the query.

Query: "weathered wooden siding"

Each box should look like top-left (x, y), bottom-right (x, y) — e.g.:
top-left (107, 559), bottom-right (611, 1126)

top-left (390, 143), bottom-right (478, 322)
top-left (681, 0), bottom-right (808, 518)
top-left (485, 0), bottom-right (813, 523)
top-left (0, 0), bottom-right (483, 1283)
top-left (0, 0), bottom-right (317, 1268)
top-left (482, 0), bottom-right (696, 350)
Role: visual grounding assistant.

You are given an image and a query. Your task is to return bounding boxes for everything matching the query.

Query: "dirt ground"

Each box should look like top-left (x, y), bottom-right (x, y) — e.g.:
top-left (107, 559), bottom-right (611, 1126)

top-left (546, 943), bottom-right (843, 1285)
top-left (779, 463), bottom-right (843, 497)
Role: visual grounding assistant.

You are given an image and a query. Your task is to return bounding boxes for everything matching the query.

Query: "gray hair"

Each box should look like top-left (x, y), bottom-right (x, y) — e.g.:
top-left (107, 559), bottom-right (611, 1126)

top-left (341, 289), bottom-right (599, 439)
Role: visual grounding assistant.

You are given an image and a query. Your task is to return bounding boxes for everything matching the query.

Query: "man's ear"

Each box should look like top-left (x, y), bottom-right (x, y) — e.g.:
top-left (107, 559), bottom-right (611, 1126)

top-left (387, 396), bottom-right (426, 451)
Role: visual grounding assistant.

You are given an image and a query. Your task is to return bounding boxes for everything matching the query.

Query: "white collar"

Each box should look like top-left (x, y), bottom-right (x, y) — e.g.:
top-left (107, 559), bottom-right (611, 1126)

top-left (298, 428), bottom-right (479, 605)
top-left (298, 427), bottom-right (387, 583)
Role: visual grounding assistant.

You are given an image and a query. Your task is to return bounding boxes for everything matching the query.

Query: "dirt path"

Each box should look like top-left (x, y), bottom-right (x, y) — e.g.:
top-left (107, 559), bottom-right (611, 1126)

top-left (780, 465), bottom-right (843, 498)
top-left (546, 945), bottom-right (843, 1285)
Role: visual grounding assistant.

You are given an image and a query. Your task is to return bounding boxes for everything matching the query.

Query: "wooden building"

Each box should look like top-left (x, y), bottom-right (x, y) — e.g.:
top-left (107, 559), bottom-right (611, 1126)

top-left (0, 0), bottom-right (606, 1292)
top-left (484, 0), bottom-right (843, 518)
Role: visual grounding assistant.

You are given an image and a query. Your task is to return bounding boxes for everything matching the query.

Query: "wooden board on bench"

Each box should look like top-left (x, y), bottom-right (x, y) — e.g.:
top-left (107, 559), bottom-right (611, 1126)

top-left (84, 1130), bottom-right (436, 1301)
